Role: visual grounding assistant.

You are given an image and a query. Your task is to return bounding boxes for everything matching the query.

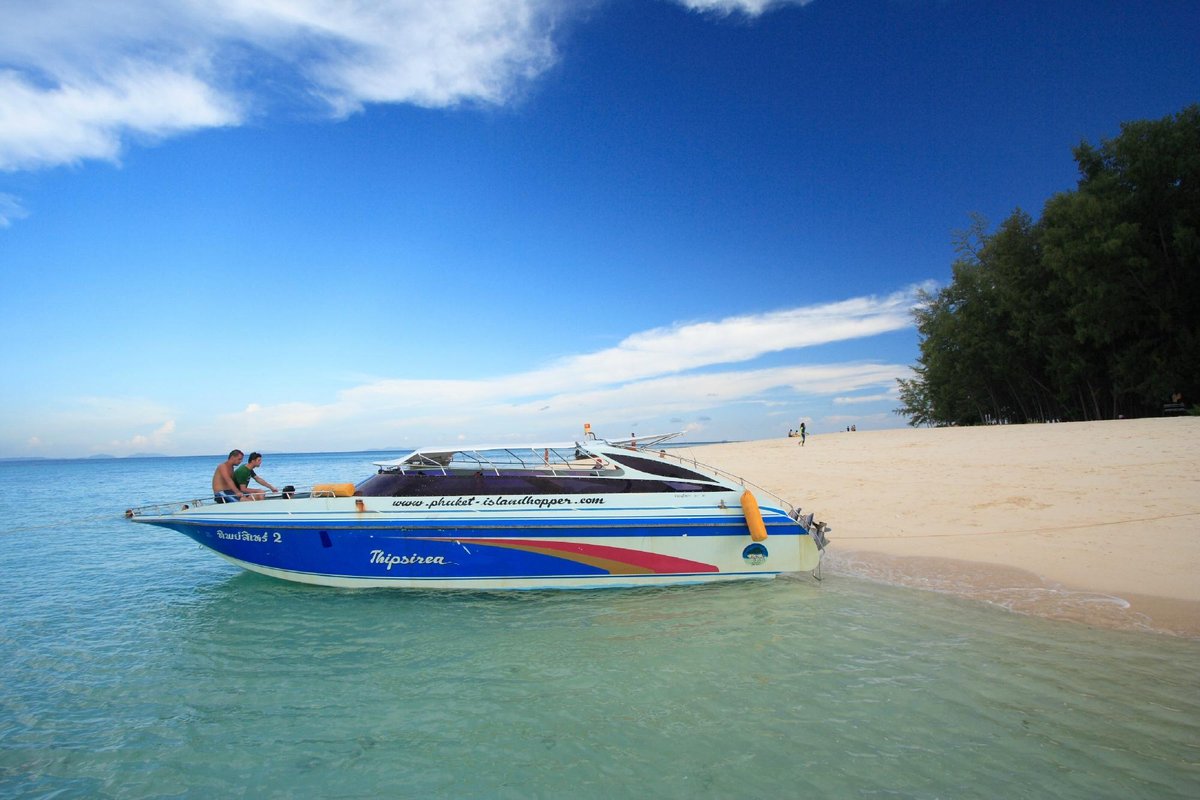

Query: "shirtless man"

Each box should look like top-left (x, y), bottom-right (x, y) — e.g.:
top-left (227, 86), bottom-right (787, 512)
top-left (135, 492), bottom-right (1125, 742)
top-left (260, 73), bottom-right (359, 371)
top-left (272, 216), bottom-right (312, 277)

top-left (212, 449), bottom-right (247, 503)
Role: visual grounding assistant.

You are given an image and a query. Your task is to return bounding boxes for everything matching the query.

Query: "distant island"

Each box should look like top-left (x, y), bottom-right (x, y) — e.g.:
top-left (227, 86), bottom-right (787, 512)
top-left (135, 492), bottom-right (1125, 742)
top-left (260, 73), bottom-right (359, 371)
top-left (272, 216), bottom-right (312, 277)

top-left (85, 452), bottom-right (168, 459)
top-left (0, 453), bottom-right (171, 462)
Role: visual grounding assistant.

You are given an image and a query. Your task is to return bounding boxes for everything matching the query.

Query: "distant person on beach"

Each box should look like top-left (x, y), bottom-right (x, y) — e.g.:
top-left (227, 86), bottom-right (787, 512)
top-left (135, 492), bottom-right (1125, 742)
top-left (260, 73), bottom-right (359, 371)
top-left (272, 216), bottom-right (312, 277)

top-left (234, 452), bottom-right (279, 500)
top-left (212, 449), bottom-right (246, 503)
top-left (800, 422), bottom-right (806, 446)
top-left (1164, 391), bottom-right (1188, 416)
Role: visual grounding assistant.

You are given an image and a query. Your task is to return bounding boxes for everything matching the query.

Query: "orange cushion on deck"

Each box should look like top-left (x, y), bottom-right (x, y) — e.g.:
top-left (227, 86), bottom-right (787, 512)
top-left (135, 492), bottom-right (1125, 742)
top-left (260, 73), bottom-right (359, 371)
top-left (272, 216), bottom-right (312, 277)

top-left (312, 483), bottom-right (356, 497)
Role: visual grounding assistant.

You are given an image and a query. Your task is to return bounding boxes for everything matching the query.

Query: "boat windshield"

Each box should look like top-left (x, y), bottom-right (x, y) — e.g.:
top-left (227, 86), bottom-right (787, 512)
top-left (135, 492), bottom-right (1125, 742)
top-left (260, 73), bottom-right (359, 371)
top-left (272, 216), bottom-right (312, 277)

top-left (354, 471), bottom-right (725, 497)
top-left (379, 445), bottom-right (600, 475)
top-left (601, 452), bottom-right (720, 483)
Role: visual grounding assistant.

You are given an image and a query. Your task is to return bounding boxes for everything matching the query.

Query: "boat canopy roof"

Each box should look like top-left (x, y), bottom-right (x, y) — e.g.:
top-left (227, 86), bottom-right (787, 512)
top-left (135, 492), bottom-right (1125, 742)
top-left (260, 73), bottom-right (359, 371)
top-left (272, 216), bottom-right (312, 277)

top-left (372, 433), bottom-right (684, 469)
top-left (373, 442), bottom-right (579, 468)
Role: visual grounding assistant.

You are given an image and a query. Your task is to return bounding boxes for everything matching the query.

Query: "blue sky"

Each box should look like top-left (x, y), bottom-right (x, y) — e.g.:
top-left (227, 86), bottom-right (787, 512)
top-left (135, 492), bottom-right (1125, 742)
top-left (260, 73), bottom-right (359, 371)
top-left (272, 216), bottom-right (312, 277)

top-left (1, 0), bottom-right (1196, 458)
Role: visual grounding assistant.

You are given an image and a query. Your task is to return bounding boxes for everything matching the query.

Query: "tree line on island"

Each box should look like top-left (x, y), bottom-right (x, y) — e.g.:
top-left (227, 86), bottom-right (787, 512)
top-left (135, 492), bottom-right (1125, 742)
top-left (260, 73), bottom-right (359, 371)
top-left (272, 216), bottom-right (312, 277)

top-left (896, 105), bottom-right (1200, 426)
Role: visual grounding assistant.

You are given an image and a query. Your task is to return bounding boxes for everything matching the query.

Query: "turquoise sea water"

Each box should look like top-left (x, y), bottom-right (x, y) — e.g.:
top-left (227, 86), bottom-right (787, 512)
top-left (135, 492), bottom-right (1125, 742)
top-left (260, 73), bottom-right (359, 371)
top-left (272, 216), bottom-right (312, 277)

top-left (1, 453), bottom-right (1197, 799)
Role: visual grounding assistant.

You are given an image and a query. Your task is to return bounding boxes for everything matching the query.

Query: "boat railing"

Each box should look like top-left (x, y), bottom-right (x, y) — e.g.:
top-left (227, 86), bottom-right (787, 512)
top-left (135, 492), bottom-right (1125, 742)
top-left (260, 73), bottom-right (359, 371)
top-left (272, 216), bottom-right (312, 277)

top-left (640, 447), bottom-right (799, 515)
top-left (125, 489), bottom-right (311, 518)
top-left (126, 498), bottom-right (213, 517)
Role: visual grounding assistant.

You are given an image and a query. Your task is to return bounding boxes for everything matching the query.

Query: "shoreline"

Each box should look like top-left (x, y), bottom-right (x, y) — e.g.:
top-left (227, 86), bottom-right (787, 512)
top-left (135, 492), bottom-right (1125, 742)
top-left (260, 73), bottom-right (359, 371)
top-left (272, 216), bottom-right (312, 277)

top-left (683, 418), bottom-right (1200, 638)
top-left (822, 549), bottom-right (1200, 638)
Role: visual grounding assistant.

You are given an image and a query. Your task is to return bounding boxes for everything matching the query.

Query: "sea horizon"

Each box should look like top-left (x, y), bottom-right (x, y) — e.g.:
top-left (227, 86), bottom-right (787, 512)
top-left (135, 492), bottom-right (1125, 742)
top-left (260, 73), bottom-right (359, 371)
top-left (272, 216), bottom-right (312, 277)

top-left (0, 439), bottom-right (739, 464)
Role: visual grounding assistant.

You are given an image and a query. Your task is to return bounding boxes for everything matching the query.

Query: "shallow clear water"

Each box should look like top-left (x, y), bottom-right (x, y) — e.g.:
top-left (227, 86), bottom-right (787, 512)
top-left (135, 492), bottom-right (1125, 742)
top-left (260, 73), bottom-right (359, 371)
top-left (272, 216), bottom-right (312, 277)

top-left (2, 454), bottom-right (1198, 798)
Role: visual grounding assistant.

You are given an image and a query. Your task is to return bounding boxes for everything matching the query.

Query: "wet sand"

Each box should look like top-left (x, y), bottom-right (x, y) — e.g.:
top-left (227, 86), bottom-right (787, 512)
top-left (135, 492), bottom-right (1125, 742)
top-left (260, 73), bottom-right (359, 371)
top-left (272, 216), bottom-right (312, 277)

top-left (682, 418), bottom-right (1200, 637)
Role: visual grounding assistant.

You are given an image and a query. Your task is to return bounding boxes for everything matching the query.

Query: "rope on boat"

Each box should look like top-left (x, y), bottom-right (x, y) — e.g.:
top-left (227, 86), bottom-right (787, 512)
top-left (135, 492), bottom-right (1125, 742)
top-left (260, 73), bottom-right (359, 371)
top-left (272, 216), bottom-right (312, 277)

top-left (2, 510), bottom-right (136, 536)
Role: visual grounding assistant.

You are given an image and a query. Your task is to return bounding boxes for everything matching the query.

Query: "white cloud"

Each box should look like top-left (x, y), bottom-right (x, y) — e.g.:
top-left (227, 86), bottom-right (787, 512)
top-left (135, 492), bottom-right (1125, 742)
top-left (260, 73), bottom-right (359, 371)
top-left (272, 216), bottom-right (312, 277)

top-left (0, 286), bottom-right (925, 456)
top-left (0, 0), bottom-right (563, 170)
top-left (0, 64), bottom-right (240, 170)
top-left (214, 287), bottom-right (923, 448)
top-left (210, 361), bottom-right (909, 452)
top-left (204, 284), bottom-right (923, 441)
top-left (471, 283), bottom-right (928, 399)
top-left (0, 0), bottom-right (821, 173)
top-left (0, 192), bottom-right (29, 226)
top-left (833, 389), bottom-right (901, 405)
top-left (109, 419), bottom-right (177, 453)
top-left (675, 0), bottom-right (812, 16)
top-left (5, 396), bottom-right (178, 456)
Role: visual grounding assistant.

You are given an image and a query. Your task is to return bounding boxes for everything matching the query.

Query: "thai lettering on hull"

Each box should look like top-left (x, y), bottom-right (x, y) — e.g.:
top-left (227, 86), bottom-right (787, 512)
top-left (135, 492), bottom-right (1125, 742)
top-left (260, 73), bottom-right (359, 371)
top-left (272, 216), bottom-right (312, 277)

top-left (216, 529), bottom-right (269, 543)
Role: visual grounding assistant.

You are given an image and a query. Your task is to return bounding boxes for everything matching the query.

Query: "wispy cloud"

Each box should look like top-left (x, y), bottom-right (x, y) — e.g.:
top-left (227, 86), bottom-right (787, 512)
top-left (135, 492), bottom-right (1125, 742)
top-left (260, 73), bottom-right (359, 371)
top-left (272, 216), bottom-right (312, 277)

top-left (4, 396), bottom-right (177, 456)
top-left (5, 286), bottom-right (925, 456)
top-left (0, 193), bottom-right (28, 226)
top-left (212, 286), bottom-right (926, 450)
top-left (677, 0), bottom-right (811, 15)
top-left (833, 389), bottom-right (902, 405)
top-left (107, 419), bottom-right (177, 454)
top-left (0, 62), bottom-right (239, 169)
top-left (0, 0), bottom-right (563, 171)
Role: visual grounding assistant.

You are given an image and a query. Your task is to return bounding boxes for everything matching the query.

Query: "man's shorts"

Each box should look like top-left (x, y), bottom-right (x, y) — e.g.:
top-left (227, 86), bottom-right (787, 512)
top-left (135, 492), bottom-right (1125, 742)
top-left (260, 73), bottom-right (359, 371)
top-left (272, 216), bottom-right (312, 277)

top-left (214, 490), bottom-right (240, 503)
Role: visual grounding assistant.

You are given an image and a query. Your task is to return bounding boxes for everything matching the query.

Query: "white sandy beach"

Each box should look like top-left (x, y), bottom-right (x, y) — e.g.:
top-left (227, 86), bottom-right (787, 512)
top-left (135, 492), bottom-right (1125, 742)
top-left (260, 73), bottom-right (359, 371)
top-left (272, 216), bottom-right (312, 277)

top-left (684, 418), bottom-right (1200, 636)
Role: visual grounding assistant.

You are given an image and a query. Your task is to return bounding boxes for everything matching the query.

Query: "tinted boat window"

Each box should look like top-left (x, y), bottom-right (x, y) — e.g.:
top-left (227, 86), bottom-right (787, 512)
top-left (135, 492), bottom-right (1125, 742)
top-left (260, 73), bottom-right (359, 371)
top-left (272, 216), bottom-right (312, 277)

top-left (603, 453), bottom-right (718, 482)
top-left (354, 471), bottom-right (725, 497)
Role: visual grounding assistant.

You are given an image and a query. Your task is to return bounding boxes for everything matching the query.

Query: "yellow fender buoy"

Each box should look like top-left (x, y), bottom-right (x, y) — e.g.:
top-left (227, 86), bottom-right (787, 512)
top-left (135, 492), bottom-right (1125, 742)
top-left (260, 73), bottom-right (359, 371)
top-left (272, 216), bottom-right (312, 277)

top-left (740, 490), bottom-right (768, 542)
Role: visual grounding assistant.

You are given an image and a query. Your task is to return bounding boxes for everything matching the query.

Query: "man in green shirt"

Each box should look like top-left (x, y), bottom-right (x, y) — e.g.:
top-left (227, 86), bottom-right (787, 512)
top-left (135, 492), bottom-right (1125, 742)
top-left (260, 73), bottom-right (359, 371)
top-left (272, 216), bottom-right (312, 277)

top-left (233, 452), bottom-right (279, 500)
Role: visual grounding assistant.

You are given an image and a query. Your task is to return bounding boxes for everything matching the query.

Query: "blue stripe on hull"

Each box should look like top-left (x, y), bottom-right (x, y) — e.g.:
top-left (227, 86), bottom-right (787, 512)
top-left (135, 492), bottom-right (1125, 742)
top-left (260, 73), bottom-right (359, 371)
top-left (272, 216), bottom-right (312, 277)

top-left (154, 520), bottom-right (809, 585)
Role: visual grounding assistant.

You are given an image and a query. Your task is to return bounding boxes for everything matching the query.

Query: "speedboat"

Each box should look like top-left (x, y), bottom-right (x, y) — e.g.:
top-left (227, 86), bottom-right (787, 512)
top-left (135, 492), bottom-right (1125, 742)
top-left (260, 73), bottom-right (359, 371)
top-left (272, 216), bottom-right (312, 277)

top-left (125, 432), bottom-right (829, 589)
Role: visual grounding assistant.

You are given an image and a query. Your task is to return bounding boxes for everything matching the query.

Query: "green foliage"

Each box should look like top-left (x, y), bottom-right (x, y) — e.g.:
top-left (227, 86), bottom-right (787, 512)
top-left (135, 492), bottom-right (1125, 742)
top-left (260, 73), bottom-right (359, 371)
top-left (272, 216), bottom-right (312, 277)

top-left (896, 105), bottom-right (1200, 426)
